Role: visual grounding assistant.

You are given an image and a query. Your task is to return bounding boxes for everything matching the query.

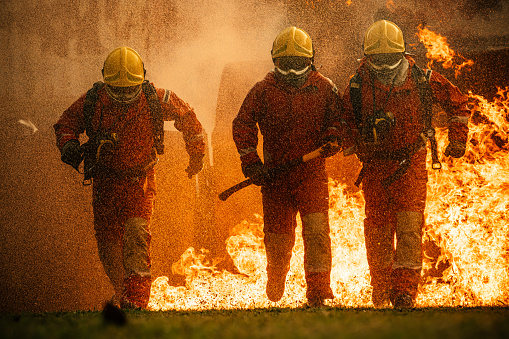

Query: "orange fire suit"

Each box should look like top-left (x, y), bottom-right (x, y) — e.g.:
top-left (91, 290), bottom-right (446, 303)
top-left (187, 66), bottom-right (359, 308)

top-left (341, 56), bottom-right (470, 305)
top-left (232, 70), bottom-right (343, 303)
top-left (54, 83), bottom-right (205, 308)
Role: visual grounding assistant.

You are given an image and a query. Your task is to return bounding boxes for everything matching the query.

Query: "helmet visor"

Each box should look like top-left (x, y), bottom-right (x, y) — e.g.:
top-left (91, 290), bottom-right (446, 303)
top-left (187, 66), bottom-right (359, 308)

top-left (276, 56), bottom-right (311, 71)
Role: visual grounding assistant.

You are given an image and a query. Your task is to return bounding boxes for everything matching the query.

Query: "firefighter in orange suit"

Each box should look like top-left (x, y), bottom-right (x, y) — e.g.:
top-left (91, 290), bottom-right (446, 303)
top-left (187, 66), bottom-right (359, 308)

top-left (232, 27), bottom-right (344, 307)
top-left (54, 47), bottom-right (205, 309)
top-left (340, 20), bottom-right (470, 307)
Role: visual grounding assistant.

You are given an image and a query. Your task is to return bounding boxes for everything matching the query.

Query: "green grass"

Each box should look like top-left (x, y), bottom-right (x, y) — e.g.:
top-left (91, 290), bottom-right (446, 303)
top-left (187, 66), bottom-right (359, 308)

top-left (1, 306), bottom-right (508, 339)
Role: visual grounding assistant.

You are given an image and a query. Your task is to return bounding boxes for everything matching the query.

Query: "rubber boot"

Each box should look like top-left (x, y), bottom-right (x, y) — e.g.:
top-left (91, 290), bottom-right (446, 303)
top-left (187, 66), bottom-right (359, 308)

top-left (370, 268), bottom-right (392, 308)
top-left (122, 275), bottom-right (152, 309)
top-left (305, 272), bottom-right (334, 307)
top-left (390, 267), bottom-right (421, 307)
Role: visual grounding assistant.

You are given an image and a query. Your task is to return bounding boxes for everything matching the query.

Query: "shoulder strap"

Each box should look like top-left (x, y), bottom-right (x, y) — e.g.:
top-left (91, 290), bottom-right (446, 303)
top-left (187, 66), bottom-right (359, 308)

top-left (411, 65), bottom-right (441, 169)
top-left (349, 72), bottom-right (363, 129)
top-left (411, 65), bottom-right (433, 130)
top-left (142, 81), bottom-right (165, 155)
top-left (84, 81), bottom-right (105, 138)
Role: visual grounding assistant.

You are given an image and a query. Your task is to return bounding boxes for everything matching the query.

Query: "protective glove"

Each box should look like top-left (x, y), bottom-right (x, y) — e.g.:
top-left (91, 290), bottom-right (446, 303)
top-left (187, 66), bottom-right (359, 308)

top-left (185, 154), bottom-right (204, 178)
top-left (242, 161), bottom-right (271, 186)
top-left (444, 140), bottom-right (466, 158)
top-left (60, 140), bottom-right (82, 171)
top-left (319, 135), bottom-right (342, 158)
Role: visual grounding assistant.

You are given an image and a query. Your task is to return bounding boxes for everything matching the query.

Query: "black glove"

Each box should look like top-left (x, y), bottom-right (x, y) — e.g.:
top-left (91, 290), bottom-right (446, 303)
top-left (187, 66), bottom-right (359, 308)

top-left (185, 154), bottom-right (204, 178)
top-left (444, 140), bottom-right (466, 158)
top-left (242, 161), bottom-right (271, 186)
top-left (60, 140), bottom-right (82, 171)
top-left (319, 135), bottom-right (342, 158)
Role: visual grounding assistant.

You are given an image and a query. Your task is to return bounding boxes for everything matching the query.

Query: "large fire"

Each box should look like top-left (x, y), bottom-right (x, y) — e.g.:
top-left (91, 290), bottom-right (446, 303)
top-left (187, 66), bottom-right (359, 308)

top-left (149, 87), bottom-right (509, 310)
top-left (148, 25), bottom-right (509, 310)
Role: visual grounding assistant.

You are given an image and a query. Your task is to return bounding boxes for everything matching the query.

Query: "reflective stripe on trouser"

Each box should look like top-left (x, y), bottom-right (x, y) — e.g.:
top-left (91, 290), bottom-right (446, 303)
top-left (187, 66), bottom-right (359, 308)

top-left (264, 232), bottom-right (295, 302)
top-left (302, 212), bottom-right (334, 301)
top-left (391, 211), bottom-right (423, 299)
top-left (122, 217), bottom-right (152, 308)
top-left (124, 217), bottom-right (151, 277)
top-left (302, 212), bottom-right (332, 273)
top-left (394, 211), bottom-right (423, 270)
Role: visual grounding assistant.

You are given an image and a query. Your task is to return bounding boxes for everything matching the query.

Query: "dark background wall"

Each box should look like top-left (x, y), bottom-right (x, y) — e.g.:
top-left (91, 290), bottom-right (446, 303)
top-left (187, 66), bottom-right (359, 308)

top-left (1, 0), bottom-right (508, 313)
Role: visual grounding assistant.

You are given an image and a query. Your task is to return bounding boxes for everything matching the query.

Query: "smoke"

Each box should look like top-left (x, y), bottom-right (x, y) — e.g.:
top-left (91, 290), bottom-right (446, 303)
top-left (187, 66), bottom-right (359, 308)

top-left (458, 0), bottom-right (507, 20)
top-left (1, 0), bottom-right (286, 134)
top-left (145, 1), bottom-right (286, 133)
top-left (406, 0), bottom-right (509, 36)
top-left (1, 0), bottom-right (289, 313)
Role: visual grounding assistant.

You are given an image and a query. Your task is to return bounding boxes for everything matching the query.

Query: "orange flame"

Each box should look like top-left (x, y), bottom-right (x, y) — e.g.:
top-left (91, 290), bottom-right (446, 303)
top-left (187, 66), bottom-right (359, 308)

top-left (422, 87), bottom-right (509, 306)
top-left (149, 88), bottom-right (509, 310)
top-left (417, 25), bottom-right (474, 78)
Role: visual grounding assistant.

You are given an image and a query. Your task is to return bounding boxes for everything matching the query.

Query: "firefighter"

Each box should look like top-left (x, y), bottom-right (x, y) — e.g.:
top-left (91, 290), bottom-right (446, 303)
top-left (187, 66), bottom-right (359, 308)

top-left (232, 27), bottom-right (344, 307)
top-left (54, 46), bottom-right (205, 309)
top-left (340, 20), bottom-right (470, 307)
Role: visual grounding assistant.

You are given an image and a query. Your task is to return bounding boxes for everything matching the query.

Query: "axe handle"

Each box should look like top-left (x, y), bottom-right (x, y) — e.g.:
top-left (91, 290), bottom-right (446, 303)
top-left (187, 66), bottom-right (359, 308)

top-left (218, 143), bottom-right (336, 201)
top-left (218, 178), bottom-right (253, 201)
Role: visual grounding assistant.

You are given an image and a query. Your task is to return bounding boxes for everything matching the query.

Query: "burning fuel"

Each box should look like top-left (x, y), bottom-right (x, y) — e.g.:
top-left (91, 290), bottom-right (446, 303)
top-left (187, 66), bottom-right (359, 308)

top-left (417, 26), bottom-right (475, 78)
top-left (149, 86), bottom-right (509, 310)
top-left (421, 88), bottom-right (509, 307)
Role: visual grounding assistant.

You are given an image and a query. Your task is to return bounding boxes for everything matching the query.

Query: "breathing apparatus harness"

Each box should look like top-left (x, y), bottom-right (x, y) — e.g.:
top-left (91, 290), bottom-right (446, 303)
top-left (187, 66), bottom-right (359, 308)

top-left (351, 64), bottom-right (442, 188)
top-left (81, 80), bottom-right (164, 185)
top-left (361, 74), bottom-right (397, 145)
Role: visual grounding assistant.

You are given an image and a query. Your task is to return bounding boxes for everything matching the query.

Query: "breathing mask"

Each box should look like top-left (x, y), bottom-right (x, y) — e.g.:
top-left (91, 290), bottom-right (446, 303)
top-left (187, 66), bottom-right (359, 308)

top-left (367, 53), bottom-right (404, 74)
top-left (275, 56), bottom-right (312, 87)
top-left (105, 84), bottom-right (142, 104)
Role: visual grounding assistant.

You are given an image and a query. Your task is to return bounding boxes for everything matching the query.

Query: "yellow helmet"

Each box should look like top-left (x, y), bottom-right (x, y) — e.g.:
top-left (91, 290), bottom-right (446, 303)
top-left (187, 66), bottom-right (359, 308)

top-left (102, 46), bottom-right (145, 87)
top-left (363, 20), bottom-right (405, 55)
top-left (271, 26), bottom-right (313, 59)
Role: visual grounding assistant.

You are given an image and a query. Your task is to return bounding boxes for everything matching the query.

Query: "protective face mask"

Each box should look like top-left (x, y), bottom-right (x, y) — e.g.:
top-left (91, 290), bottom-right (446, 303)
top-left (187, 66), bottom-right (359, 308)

top-left (275, 65), bottom-right (311, 76)
top-left (105, 85), bottom-right (142, 104)
top-left (367, 58), bottom-right (403, 74)
top-left (275, 67), bottom-right (311, 88)
top-left (370, 57), bottom-right (409, 86)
